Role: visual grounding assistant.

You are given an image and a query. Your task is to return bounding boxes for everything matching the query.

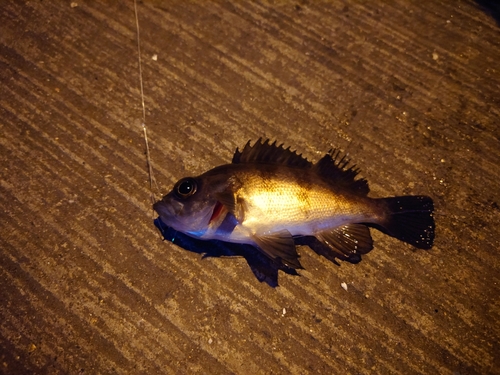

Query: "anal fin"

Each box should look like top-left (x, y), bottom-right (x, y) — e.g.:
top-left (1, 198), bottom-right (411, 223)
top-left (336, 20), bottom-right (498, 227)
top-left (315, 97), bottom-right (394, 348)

top-left (316, 224), bottom-right (373, 258)
top-left (253, 230), bottom-right (302, 269)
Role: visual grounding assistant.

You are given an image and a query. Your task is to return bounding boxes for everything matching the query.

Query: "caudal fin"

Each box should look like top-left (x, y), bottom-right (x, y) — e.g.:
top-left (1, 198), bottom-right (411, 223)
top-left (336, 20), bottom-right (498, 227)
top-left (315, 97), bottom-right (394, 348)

top-left (375, 195), bottom-right (435, 249)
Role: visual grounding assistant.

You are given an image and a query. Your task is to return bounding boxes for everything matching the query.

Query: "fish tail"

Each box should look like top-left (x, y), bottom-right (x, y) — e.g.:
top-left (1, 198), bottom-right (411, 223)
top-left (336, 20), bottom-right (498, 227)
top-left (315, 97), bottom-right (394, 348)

top-left (375, 195), bottom-right (435, 249)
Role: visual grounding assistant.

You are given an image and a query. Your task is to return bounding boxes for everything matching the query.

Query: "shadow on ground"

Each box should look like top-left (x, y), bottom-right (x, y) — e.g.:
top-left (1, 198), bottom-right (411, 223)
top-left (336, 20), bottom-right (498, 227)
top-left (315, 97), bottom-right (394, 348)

top-left (475, 0), bottom-right (500, 25)
top-left (154, 218), bottom-right (366, 287)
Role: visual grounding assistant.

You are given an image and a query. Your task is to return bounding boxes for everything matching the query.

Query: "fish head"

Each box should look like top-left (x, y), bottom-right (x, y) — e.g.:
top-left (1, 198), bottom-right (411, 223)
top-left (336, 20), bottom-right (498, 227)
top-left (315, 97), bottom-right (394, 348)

top-left (153, 172), bottom-right (231, 237)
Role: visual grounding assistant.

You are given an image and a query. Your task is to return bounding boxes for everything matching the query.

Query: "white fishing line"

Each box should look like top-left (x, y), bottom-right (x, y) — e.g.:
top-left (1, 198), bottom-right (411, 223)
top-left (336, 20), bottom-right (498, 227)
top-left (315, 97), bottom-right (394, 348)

top-left (133, 0), bottom-right (159, 206)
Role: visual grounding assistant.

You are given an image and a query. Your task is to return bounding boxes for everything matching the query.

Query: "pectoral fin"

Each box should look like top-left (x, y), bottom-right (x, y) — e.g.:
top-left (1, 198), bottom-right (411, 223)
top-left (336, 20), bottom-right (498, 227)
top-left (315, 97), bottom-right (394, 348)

top-left (316, 224), bottom-right (373, 258)
top-left (253, 230), bottom-right (302, 269)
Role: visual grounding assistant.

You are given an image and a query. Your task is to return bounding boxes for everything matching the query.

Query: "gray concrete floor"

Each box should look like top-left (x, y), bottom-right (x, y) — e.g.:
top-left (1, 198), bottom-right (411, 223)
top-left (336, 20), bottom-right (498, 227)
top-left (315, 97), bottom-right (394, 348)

top-left (1, 1), bottom-right (499, 374)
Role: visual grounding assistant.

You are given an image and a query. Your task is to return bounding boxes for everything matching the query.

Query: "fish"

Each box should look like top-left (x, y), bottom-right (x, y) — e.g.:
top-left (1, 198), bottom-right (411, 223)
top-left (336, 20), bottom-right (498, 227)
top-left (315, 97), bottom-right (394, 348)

top-left (153, 139), bottom-right (435, 269)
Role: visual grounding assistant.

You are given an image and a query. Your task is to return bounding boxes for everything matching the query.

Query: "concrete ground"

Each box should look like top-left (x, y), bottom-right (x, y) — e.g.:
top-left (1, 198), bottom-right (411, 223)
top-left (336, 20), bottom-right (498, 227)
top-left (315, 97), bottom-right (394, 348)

top-left (1, 1), bottom-right (499, 374)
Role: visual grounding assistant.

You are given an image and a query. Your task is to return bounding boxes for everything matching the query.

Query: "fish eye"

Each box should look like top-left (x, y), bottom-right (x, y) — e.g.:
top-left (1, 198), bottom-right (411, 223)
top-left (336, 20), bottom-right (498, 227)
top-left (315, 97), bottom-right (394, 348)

top-left (175, 178), bottom-right (197, 198)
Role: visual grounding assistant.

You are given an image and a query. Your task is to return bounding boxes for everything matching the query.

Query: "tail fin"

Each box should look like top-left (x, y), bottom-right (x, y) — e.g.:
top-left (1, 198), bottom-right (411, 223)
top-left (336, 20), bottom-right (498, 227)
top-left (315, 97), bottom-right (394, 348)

top-left (375, 195), bottom-right (435, 249)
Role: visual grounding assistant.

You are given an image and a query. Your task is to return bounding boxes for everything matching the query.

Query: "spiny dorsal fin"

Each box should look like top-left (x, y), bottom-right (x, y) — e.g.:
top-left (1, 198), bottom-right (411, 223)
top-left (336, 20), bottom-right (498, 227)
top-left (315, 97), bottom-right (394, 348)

top-left (232, 138), bottom-right (312, 168)
top-left (233, 139), bottom-right (368, 194)
top-left (313, 149), bottom-right (370, 195)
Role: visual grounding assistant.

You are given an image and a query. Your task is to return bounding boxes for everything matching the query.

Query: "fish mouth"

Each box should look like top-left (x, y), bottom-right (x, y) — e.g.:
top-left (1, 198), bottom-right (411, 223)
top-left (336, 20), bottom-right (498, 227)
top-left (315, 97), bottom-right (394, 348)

top-left (153, 199), bottom-right (180, 220)
top-left (152, 197), bottom-right (213, 236)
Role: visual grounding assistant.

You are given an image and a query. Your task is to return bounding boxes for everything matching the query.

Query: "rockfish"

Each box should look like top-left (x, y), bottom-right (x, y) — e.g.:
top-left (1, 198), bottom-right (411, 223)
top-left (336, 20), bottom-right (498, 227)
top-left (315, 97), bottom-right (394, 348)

top-left (153, 139), bottom-right (435, 269)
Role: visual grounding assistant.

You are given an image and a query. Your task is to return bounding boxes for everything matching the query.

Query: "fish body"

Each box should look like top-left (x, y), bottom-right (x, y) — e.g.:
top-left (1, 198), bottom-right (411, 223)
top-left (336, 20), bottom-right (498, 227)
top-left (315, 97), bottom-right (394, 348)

top-left (154, 139), bottom-right (435, 268)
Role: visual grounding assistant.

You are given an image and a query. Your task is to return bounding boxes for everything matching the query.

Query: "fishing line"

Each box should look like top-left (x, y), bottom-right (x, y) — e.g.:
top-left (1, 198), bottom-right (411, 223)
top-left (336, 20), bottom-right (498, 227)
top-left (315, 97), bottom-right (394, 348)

top-left (133, 0), bottom-right (159, 207)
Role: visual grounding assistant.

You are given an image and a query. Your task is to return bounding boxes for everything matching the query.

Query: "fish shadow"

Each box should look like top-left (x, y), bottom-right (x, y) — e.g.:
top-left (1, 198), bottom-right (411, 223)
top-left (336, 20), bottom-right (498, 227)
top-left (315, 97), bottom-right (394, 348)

top-left (154, 219), bottom-right (364, 287)
top-left (154, 218), bottom-right (298, 287)
top-left (474, 0), bottom-right (500, 26)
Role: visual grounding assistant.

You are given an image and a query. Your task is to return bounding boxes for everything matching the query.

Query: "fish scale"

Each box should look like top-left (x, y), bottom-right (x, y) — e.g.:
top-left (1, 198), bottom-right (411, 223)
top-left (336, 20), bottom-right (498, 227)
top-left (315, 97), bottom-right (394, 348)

top-left (234, 168), bottom-right (370, 232)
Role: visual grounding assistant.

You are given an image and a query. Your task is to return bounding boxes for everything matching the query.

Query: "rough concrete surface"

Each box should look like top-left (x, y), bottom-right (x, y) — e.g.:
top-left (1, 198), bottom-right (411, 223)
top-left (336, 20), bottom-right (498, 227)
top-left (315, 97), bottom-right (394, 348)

top-left (1, 1), bottom-right (499, 374)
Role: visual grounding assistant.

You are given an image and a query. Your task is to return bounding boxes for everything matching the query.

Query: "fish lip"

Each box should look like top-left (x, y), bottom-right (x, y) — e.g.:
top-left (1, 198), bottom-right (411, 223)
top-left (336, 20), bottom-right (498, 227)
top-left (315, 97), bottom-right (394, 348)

top-left (153, 199), bottom-right (179, 218)
top-left (152, 200), bottom-right (164, 213)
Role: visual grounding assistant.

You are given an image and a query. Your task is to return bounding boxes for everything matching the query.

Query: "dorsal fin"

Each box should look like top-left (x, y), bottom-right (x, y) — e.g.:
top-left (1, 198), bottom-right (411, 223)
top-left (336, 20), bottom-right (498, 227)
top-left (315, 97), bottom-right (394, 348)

top-left (233, 139), bottom-right (369, 195)
top-left (232, 138), bottom-right (312, 168)
top-left (313, 149), bottom-right (370, 195)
